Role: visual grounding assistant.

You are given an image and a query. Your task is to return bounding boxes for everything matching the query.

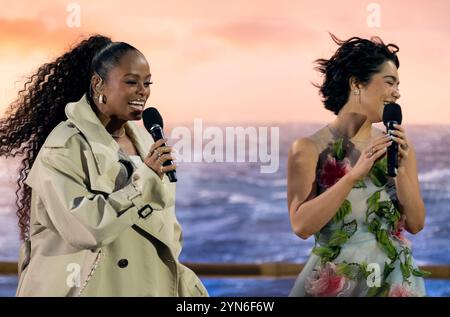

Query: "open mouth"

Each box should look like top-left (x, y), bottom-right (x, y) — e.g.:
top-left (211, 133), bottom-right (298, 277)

top-left (128, 100), bottom-right (145, 111)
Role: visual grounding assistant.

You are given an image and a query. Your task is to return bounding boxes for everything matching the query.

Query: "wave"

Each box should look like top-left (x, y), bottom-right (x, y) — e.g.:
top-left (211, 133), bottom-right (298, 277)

top-left (419, 169), bottom-right (450, 183)
top-left (228, 194), bottom-right (257, 204)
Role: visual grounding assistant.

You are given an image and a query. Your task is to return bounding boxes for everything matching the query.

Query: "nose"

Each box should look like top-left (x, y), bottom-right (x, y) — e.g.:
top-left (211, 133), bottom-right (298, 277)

top-left (392, 87), bottom-right (400, 100)
top-left (136, 82), bottom-right (146, 97)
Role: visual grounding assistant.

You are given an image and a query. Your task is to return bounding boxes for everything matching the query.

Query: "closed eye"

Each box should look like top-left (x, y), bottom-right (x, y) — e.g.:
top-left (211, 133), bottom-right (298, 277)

top-left (126, 81), bottom-right (153, 87)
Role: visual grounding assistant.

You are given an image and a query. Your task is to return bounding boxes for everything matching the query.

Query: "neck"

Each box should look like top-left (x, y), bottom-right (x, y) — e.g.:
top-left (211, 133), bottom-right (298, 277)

top-left (90, 100), bottom-right (127, 137)
top-left (330, 102), bottom-right (372, 141)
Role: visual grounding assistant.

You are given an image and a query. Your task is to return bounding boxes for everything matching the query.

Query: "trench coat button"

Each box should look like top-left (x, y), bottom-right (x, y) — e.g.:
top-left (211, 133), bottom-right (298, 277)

top-left (117, 259), bottom-right (128, 268)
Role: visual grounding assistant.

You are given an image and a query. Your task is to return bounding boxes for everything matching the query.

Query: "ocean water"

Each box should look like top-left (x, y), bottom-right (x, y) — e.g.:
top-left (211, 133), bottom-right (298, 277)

top-left (0, 123), bottom-right (449, 296)
top-left (174, 123), bottom-right (450, 265)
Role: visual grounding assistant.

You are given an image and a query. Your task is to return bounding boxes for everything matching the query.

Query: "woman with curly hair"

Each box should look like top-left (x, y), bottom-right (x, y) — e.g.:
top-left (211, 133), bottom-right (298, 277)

top-left (0, 35), bottom-right (207, 297)
top-left (287, 34), bottom-right (428, 297)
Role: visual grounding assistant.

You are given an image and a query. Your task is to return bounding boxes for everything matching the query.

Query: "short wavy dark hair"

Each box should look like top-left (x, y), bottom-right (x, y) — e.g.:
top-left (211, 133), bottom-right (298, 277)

top-left (315, 33), bottom-right (400, 115)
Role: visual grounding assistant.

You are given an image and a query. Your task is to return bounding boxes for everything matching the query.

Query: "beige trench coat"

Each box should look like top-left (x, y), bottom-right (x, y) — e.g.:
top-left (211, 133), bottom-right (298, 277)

top-left (16, 94), bottom-right (208, 297)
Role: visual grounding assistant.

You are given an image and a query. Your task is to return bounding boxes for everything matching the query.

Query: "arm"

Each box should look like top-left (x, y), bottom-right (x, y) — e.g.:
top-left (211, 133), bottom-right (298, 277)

top-left (287, 138), bottom-right (357, 239)
top-left (288, 135), bottom-right (392, 239)
top-left (391, 125), bottom-right (426, 233)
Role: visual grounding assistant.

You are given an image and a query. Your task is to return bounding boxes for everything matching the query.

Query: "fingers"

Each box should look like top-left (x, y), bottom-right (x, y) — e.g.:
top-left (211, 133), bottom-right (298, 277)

top-left (161, 163), bottom-right (177, 173)
top-left (366, 140), bottom-right (391, 159)
top-left (144, 139), bottom-right (177, 178)
top-left (390, 129), bottom-right (405, 141)
top-left (371, 144), bottom-right (389, 160)
top-left (149, 139), bottom-right (167, 153)
top-left (157, 153), bottom-right (175, 164)
top-left (156, 146), bottom-right (172, 154)
top-left (366, 135), bottom-right (392, 157)
top-left (389, 124), bottom-right (409, 152)
top-left (371, 134), bottom-right (392, 148)
top-left (389, 124), bottom-right (406, 141)
top-left (392, 124), bottom-right (405, 133)
top-left (391, 135), bottom-right (408, 149)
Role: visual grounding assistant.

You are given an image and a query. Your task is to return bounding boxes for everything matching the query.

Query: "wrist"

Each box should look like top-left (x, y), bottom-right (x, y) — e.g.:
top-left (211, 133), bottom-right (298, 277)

top-left (344, 171), bottom-right (359, 187)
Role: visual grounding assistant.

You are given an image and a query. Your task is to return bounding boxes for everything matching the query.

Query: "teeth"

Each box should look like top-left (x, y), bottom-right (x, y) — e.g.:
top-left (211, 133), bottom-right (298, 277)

top-left (129, 100), bottom-right (145, 106)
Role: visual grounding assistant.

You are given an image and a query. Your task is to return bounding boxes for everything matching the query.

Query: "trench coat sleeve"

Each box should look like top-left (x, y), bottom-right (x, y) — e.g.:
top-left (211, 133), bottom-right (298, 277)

top-left (28, 146), bottom-right (173, 250)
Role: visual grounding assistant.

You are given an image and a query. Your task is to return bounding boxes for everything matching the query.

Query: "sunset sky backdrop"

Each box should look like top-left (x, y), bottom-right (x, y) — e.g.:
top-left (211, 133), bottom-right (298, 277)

top-left (1, 0), bottom-right (449, 124)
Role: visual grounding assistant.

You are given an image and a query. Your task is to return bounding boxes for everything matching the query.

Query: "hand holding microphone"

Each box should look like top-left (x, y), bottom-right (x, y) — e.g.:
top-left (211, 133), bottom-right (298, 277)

top-left (383, 102), bottom-right (409, 177)
top-left (144, 139), bottom-right (176, 180)
top-left (143, 107), bottom-right (177, 182)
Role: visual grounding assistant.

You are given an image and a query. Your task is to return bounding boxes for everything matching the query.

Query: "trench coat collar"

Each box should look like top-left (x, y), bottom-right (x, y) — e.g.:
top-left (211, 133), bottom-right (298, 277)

top-left (65, 94), bottom-right (150, 178)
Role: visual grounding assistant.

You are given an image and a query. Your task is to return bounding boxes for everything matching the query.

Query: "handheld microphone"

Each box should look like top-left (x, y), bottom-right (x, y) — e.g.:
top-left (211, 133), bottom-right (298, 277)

top-left (142, 107), bottom-right (177, 182)
top-left (382, 102), bottom-right (403, 177)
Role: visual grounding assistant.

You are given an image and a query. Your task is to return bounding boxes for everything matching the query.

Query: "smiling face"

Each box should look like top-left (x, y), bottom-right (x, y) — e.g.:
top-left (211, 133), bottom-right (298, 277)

top-left (359, 60), bottom-right (401, 123)
top-left (95, 50), bottom-right (152, 121)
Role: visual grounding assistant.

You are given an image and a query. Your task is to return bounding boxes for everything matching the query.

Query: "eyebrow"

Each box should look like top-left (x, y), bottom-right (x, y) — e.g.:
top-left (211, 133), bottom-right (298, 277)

top-left (383, 75), bottom-right (400, 85)
top-left (123, 73), bottom-right (152, 78)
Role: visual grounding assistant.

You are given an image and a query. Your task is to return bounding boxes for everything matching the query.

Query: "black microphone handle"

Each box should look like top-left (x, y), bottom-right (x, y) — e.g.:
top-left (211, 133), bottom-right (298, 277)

top-left (149, 125), bottom-right (177, 183)
top-left (387, 121), bottom-right (399, 177)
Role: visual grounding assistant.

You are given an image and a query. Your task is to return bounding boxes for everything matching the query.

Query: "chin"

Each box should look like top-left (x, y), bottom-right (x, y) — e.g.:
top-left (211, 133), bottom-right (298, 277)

top-left (130, 113), bottom-right (143, 121)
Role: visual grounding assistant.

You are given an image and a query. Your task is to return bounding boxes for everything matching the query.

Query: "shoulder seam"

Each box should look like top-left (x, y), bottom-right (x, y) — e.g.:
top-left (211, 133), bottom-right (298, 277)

top-left (43, 121), bottom-right (80, 148)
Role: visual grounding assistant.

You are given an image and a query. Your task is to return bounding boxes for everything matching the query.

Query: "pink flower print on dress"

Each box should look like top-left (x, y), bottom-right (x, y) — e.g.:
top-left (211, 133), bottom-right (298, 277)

top-left (389, 283), bottom-right (420, 297)
top-left (391, 214), bottom-right (412, 248)
top-left (319, 155), bottom-right (352, 190)
top-left (306, 262), bottom-right (348, 297)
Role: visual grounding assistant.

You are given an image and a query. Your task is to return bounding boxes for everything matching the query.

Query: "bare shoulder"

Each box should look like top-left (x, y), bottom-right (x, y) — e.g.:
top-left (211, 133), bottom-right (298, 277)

top-left (289, 125), bottom-right (332, 159)
top-left (290, 137), bottom-right (316, 153)
top-left (289, 137), bottom-right (319, 163)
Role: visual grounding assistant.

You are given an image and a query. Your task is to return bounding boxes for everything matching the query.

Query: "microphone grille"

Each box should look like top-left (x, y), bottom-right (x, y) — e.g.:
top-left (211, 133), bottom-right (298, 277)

top-left (143, 107), bottom-right (164, 132)
top-left (383, 102), bottom-right (402, 125)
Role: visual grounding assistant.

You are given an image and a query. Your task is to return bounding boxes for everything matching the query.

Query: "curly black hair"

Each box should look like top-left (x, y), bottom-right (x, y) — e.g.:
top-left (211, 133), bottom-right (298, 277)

top-left (0, 35), bottom-right (139, 241)
top-left (315, 33), bottom-right (400, 115)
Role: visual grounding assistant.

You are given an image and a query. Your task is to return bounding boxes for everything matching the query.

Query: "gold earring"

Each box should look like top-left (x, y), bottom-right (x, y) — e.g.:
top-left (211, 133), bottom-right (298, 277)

top-left (98, 94), bottom-right (105, 104)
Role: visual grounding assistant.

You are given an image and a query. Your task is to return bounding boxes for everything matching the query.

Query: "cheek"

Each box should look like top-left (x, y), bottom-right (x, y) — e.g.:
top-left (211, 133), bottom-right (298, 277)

top-left (365, 86), bottom-right (386, 103)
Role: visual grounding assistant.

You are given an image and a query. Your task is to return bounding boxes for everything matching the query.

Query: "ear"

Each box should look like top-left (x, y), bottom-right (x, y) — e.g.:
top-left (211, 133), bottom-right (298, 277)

top-left (348, 76), bottom-right (361, 91)
top-left (91, 73), bottom-right (104, 95)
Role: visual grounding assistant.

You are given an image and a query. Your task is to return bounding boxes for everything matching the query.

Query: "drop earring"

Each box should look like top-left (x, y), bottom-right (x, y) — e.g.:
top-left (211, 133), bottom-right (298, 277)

top-left (354, 89), bottom-right (361, 104)
top-left (97, 94), bottom-right (105, 104)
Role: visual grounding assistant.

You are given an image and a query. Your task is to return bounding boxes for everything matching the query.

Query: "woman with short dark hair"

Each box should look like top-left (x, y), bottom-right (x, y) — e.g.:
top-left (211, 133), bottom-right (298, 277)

top-left (288, 34), bottom-right (428, 297)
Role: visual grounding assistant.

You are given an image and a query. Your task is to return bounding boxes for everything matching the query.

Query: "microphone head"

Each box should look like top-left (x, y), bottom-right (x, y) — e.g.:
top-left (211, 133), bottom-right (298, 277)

top-left (143, 107), bottom-right (164, 132)
top-left (383, 102), bottom-right (402, 126)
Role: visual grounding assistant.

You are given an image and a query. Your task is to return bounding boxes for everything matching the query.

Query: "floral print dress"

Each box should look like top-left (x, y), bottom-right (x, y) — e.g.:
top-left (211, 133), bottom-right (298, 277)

top-left (289, 126), bottom-right (428, 297)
